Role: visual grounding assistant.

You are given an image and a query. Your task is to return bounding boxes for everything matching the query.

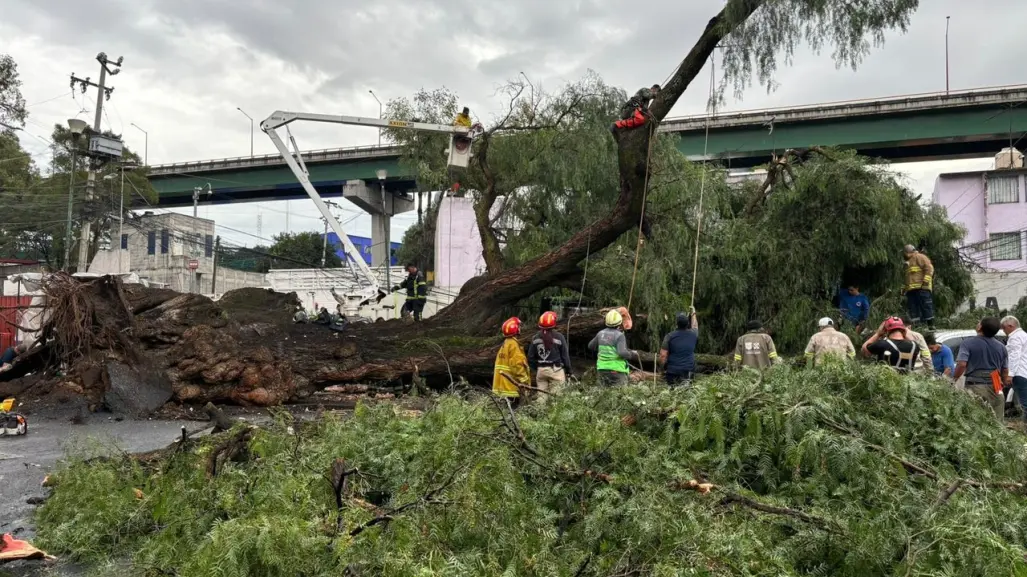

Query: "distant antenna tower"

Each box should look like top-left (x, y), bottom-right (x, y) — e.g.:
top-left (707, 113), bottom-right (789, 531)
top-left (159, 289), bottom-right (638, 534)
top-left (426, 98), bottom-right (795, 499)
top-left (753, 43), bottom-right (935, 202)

top-left (256, 210), bottom-right (263, 239)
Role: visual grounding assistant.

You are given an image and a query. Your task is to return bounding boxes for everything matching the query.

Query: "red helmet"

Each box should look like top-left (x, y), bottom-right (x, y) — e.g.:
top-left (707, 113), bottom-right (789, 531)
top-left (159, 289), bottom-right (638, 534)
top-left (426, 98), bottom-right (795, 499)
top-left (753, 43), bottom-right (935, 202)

top-left (883, 317), bottom-right (905, 332)
top-left (538, 311), bottom-right (558, 329)
top-left (501, 317), bottom-right (522, 337)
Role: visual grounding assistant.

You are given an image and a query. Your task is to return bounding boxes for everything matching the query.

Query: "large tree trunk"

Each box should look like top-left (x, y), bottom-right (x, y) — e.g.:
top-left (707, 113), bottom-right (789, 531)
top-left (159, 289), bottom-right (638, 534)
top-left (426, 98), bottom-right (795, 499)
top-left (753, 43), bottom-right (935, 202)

top-left (436, 4), bottom-right (757, 333)
top-left (472, 135), bottom-right (506, 275)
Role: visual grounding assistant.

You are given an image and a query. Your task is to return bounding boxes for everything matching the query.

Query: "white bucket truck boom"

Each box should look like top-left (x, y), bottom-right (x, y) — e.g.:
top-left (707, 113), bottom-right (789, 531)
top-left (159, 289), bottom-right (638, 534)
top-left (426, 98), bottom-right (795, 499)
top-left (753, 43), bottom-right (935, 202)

top-left (260, 110), bottom-right (479, 320)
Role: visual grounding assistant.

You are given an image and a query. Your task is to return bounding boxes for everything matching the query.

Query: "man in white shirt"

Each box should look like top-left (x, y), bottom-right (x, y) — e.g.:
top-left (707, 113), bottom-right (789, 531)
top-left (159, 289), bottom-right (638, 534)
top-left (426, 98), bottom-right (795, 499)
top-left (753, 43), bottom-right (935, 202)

top-left (1001, 315), bottom-right (1027, 421)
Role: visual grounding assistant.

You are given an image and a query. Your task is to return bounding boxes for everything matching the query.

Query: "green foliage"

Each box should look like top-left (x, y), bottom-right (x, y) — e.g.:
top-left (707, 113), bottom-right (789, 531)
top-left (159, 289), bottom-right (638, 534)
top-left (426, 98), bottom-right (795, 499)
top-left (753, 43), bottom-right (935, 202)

top-left (0, 110), bottom-right (155, 270)
top-left (383, 87), bottom-right (460, 194)
top-left (36, 365), bottom-right (1027, 576)
top-left (0, 54), bottom-right (27, 130)
top-left (394, 195), bottom-right (441, 272)
top-left (265, 231), bottom-right (342, 270)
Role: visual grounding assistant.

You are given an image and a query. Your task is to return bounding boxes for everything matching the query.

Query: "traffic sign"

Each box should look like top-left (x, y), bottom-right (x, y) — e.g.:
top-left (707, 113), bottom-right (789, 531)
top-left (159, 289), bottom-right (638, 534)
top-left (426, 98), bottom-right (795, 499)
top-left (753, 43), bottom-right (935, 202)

top-left (188, 259), bottom-right (199, 270)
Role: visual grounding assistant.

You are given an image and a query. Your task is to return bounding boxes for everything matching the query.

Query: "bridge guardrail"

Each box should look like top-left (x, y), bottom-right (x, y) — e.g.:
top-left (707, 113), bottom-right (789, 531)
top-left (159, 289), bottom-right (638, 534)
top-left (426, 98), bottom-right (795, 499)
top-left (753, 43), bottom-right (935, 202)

top-left (662, 83), bottom-right (1027, 129)
top-left (148, 84), bottom-right (1027, 175)
top-left (148, 144), bottom-right (404, 176)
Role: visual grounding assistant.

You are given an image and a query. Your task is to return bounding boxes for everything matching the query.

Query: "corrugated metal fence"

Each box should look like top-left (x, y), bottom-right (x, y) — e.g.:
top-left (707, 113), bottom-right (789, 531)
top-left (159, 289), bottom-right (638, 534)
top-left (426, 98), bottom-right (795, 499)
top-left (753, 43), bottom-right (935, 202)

top-left (0, 296), bottom-right (33, 350)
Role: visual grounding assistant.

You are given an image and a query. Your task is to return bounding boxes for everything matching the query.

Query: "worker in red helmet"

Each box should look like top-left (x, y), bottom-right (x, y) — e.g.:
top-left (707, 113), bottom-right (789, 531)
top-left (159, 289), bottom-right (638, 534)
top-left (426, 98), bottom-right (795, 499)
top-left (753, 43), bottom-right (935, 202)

top-left (493, 317), bottom-right (531, 403)
top-left (527, 311), bottom-right (572, 404)
top-left (861, 316), bottom-right (923, 373)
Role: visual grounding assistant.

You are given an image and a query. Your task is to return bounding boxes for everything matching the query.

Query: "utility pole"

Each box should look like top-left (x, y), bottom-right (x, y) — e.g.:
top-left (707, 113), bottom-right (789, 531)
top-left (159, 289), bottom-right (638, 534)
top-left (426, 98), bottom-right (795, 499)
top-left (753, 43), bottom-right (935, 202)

top-left (70, 52), bottom-right (123, 272)
top-left (321, 200), bottom-right (339, 267)
top-left (211, 236), bottom-right (221, 295)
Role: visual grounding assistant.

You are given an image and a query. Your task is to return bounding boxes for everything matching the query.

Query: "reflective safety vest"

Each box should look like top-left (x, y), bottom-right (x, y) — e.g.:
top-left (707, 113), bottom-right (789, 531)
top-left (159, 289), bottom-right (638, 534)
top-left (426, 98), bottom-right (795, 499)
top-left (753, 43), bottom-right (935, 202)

top-left (905, 252), bottom-right (934, 291)
top-left (493, 338), bottom-right (530, 398)
top-left (594, 329), bottom-right (630, 374)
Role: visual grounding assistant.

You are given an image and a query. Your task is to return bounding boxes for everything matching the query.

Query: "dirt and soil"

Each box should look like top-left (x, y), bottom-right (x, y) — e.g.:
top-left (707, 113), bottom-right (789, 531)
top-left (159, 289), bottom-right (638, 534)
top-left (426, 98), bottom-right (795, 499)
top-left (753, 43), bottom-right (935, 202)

top-left (0, 277), bottom-right (724, 416)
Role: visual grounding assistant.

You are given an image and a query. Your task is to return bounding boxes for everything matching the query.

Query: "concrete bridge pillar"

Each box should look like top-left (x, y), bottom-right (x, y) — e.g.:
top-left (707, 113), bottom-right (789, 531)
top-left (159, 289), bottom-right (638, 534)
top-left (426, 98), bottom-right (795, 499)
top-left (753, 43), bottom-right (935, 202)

top-left (343, 180), bottom-right (414, 267)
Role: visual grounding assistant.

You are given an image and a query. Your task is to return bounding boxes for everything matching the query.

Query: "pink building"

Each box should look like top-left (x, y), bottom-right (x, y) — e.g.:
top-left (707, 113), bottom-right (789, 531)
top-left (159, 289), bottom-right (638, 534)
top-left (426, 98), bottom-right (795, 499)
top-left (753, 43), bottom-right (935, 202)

top-left (933, 167), bottom-right (1027, 271)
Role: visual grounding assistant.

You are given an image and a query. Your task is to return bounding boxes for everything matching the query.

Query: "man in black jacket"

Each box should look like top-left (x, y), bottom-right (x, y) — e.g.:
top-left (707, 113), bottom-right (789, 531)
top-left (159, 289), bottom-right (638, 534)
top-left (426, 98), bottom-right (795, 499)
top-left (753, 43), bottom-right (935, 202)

top-left (394, 263), bottom-right (428, 321)
top-left (527, 311), bottom-right (572, 404)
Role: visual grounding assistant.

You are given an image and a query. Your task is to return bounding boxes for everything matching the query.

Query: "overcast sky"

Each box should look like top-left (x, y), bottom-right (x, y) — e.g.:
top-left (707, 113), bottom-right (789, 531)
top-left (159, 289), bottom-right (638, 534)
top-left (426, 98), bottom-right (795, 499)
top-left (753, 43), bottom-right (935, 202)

top-left (2, 0), bottom-right (1022, 249)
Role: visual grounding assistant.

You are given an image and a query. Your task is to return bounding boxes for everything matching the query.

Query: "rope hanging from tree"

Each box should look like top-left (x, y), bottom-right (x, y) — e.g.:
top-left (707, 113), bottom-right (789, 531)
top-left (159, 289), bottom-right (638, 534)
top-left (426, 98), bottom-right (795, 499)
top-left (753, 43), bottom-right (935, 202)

top-left (690, 54), bottom-right (717, 304)
top-left (626, 120), bottom-right (659, 312)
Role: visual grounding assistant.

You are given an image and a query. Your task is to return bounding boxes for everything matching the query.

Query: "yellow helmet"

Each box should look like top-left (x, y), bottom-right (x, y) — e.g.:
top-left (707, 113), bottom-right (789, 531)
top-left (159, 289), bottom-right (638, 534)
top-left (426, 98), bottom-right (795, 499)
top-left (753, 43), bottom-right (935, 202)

top-left (605, 309), bottom-right (623, 327)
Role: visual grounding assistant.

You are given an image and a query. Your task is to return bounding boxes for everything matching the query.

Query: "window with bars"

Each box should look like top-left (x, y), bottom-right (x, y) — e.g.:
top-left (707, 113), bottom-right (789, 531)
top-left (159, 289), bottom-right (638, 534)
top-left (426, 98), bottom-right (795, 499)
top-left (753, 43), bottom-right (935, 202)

top-left (147, 231), bottom-right (156, 255)
top-left (160, 229), bottom-right (169, 254)
top-left (121, 234), bottom-right (128, 250)
top-left (989, 232), bottom-right (1022, 261)
top-left (205, 235), bottom-right (214, 257)
top-left (987, 175), bottom-right (1020, 204)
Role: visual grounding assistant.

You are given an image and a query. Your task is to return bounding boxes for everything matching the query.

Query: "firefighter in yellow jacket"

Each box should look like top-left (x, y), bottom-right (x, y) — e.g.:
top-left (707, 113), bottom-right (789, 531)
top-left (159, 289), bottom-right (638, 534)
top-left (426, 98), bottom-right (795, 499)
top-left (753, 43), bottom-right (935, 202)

top-left (493, 317), bottom-right (531, 401)
top-left (903, 244), bottom-right (936, 330)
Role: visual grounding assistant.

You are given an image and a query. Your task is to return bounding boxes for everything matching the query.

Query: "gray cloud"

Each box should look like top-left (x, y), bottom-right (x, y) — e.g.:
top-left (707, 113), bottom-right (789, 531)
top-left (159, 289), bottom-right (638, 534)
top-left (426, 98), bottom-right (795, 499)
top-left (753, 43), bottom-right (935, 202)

top-left (3, 0), bottom-right (1026, 244)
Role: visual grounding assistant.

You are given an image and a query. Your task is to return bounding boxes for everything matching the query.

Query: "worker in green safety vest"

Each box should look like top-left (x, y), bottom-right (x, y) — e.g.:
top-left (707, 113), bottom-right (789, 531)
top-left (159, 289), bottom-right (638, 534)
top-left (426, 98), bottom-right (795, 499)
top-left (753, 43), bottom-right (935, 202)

top-left (588, 309), bottom-right (640, 386)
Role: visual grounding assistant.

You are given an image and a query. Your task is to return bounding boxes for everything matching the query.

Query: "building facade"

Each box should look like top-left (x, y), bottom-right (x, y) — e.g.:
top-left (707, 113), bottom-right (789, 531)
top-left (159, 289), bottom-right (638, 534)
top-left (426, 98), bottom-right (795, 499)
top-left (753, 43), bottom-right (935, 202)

top-left (90, 212), bottom-right (265, 294)
top-left (933, 168), bottom-right (1027, 271)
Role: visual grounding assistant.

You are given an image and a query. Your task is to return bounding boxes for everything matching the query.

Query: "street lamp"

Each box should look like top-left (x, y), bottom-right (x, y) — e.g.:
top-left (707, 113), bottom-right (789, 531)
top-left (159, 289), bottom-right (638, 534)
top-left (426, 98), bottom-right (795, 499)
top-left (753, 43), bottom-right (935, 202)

top-left (64, 119), bottom-right (89, 271)
top-left (377, 169), bottom-right (390, 290)
top-left (192, 183), bottom-right (212, 218)
top-left (236, 107), bottom-right (253, 156)
top-left (369, 90), bottom-right (382, 146)
top-left (130, 122), bottom-right (148, 165)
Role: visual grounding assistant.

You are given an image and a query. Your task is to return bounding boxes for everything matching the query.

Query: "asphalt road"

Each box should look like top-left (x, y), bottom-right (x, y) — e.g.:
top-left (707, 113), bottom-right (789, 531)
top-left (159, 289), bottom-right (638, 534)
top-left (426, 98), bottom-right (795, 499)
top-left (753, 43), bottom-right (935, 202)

top-left (0, 413), bottom-right (187, 537)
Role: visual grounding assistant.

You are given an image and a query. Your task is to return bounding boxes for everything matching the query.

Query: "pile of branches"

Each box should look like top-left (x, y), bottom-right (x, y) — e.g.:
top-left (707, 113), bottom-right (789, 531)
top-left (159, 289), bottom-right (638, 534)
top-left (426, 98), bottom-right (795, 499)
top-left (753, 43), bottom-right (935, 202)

top-left (34, 364), bottom-right (1027, 576)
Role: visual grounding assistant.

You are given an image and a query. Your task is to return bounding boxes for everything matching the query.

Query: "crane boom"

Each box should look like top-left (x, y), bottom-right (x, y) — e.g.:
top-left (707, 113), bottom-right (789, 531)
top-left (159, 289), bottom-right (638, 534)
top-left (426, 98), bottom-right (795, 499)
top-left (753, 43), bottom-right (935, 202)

top-left (261, 111), bottom-right (470, 135)
top-left (262, 120), bottom-right (378, 296)
top-left (259, 110), bottom-right (478, 314)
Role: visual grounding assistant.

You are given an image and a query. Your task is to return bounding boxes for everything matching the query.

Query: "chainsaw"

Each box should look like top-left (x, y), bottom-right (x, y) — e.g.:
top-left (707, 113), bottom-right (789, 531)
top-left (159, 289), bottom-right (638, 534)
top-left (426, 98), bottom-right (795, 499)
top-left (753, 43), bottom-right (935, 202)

top-left (0, 398), bottom-right (26, 436)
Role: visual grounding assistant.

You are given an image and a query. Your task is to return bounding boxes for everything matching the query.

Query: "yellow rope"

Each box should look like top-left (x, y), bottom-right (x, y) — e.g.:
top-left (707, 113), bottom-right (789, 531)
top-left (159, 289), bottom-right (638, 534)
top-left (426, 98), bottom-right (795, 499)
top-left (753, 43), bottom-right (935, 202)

top-left (690, 57), bottom-right (717, 303)
top-left (626, 120), bottom-right (659, 312)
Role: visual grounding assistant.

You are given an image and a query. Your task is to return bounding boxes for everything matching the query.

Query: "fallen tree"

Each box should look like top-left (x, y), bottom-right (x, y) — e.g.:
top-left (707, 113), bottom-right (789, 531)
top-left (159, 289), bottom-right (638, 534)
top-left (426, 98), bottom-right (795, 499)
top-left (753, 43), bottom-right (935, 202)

top-left (5, 277), bottom-right (727, 408)
top-left (35, 364), bottom-right (1027, 575)
top-left (405, 0), bottom-right (925, 333)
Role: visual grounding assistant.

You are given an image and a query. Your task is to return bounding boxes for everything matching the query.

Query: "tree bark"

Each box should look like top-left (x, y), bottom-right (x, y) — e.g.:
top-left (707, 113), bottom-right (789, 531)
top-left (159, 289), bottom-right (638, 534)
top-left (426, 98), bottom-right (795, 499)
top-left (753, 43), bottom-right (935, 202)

top-left (473, 135), bottom-right (506, 275)
top-left (436, 2), bottom-right (759, 332)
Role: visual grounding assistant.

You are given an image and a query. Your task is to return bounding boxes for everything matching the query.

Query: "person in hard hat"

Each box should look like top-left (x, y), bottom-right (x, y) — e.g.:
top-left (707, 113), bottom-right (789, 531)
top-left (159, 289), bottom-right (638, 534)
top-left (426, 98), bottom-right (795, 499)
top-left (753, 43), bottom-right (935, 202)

top-left (453, 107), bottom-right (472, 128)
top-left (611, 85), bottom-right (660, 132)
top-left (733, 320), bottom-right (781, 370)
top-left (861, 317), bottom-right (922, 373)
top-left (588, 309), bottom-right (639, 386)
top-left (659, 307), bottom-right (698, 386)
top-left (903, 244), bottom-right (936, 330)
top-left (527, 311), bottom-right (572, 403)
top-left (803, 317), bottom-right (856, 367)
top-left (493, 317), bottom-right (531, 403)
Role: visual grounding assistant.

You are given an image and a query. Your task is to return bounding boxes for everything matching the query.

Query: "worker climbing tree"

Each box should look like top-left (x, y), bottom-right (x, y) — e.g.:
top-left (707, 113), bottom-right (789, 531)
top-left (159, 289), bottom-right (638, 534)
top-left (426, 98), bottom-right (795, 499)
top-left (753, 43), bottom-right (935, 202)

top-left (611, 84), bottom-right (660, 132)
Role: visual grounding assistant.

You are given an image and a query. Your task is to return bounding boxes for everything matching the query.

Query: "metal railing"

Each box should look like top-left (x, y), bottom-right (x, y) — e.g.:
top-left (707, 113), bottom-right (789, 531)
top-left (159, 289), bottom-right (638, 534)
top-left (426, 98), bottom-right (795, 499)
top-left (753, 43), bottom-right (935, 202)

top-left (148, 143), bottom-right (403, 176)
top-left (662, 83), bottom-right (1027, 129)
top-left (147, 84), bottom-right (1027, 174)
